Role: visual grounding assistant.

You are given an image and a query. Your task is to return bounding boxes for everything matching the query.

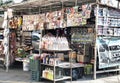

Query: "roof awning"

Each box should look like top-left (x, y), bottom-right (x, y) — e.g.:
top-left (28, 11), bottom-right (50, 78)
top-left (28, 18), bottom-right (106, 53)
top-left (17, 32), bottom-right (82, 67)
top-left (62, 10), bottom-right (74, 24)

top-left (8, 0), bottom-right (96, 10)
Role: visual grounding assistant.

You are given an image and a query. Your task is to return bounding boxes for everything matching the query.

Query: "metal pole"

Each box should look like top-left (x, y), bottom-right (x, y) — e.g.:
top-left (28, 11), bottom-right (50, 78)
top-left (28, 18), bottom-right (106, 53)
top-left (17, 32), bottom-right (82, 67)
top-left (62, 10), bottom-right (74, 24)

top-left (94, 0), bottom-right (99, 80)
top-left (3, 10), bottom-right (10, 72)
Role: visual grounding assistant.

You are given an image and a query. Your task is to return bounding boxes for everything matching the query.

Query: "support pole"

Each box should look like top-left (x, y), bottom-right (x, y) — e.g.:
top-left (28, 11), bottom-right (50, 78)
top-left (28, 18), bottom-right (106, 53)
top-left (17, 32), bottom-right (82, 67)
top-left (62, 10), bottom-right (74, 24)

top-left (94, 1), bottom-right (99, 80)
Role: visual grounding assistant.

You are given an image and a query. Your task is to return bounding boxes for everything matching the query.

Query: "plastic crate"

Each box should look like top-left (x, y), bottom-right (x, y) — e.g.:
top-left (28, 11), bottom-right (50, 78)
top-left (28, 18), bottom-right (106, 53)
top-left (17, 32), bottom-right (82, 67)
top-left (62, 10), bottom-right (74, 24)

top-left (30, 59), bottom-right (40, 71)
top-left (31, 70), bottom-right (40, 82)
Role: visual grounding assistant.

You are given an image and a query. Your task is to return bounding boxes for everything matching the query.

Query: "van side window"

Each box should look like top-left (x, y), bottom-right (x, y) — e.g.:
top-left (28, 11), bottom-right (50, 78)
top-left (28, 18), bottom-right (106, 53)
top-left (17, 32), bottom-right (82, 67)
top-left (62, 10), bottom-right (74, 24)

top-left (32, 35), bottom-right (39, 41)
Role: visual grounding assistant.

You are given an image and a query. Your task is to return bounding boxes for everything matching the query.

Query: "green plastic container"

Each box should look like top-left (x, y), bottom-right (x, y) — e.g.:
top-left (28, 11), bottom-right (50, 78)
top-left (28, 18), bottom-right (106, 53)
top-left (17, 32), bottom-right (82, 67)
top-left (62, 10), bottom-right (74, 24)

top-left (30, 59), bottom-right (40, 71)
top-left (84, 64), bottom-right (93, 75)
top-left (31, 70), bottom-right (40, 82)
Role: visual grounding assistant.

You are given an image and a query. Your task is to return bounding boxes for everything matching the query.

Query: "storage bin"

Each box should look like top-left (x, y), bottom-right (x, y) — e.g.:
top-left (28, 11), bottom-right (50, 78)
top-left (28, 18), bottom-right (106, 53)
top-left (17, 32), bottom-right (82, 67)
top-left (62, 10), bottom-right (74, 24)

top-left (30, 59), bottom-right (40, 71)
top-left (31, 70), bottom-right (40, 82)
top-left (84, 64), bottom-right (93, 75)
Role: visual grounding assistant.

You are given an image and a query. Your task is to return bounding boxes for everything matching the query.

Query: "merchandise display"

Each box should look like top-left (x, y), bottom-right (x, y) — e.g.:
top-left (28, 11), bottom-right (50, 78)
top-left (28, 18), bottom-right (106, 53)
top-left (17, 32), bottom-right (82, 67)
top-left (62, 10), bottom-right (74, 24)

top-left (41, 34), bottom-right (69, 50)
top-left (100, 0), bottom-right (118, 8)
top-left (21, 4), bottom-right (93, 31)
top-left (97, 5), bottom-right (120, 69)
top-left (66, 5), bottom-right (92, 27)
top-left (9, 32), bottom-right (16, 64)
top-left (39, 14), bottom-right (45, 30)
top-left (45, 10), bottom-right (66, 29)
top-left (71, 28), bottom-right (94, 44)
top-left (40, 49), bottom-right (71, 82)
top-left (97, 8), bottom-right (120, 36)
top-left (22, 15), bottom-right (40, 31)
top-left (8, 16), bottom-right (23, 29)
top-left (42, 68), bottom-right (54, 80)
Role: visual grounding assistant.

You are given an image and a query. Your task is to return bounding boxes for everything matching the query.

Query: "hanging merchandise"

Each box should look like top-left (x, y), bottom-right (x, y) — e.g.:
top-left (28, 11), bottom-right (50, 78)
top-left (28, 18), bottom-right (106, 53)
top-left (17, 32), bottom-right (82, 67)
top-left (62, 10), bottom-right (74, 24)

top-left (67, 7), bottom-right (82, 27)
top-left (22, 15), bottom-right (40, 31)
top-left (100, 0), bottom-right (118, 8)
top-left (39, 14), bottom-right (45, 30)
top-left (7, 9), bottom-right (13, 19)
top-left (44, 9), bottom-right (66, 29)
top-left (9, 17), bottom-right (18, 29)
top-left (66, 4), bottom-right (92, 27)
top-left (9, 32), bottom-right (16, 64)
top-left (18, 16), bottom-right (23, 30)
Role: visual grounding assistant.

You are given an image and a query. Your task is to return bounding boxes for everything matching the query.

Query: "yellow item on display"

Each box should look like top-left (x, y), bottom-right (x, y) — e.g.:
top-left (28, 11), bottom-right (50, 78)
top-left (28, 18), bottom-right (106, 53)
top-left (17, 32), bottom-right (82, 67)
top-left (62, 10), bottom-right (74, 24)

top-left (18, 17), bottom-right (23, 27)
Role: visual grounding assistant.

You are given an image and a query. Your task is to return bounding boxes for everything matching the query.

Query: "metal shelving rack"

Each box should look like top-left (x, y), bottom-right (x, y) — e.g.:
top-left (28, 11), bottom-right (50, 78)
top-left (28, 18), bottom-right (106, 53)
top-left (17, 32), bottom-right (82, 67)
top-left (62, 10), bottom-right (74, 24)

top-left (40, 49), bottom-right (72, 83)
top-left (94, 0), bottom-right (120, 79)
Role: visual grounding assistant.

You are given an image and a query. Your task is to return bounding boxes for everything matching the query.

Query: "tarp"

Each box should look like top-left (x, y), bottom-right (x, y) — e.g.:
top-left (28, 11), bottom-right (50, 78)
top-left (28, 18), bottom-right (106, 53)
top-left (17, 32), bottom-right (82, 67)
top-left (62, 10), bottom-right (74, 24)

top-left (97, 37), bottom-right (120, 69)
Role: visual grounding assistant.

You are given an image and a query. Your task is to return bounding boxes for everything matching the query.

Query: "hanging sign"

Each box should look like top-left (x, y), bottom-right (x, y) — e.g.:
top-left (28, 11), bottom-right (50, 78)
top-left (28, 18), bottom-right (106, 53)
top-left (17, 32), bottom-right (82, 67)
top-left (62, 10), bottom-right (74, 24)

top-left (97, 37), bottom-right (120, 69)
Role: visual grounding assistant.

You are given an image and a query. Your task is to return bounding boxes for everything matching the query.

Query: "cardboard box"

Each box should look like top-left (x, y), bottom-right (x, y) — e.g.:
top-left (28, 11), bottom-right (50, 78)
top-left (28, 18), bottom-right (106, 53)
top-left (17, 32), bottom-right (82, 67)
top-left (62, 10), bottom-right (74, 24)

top-left (77, 55), bottom-right (84, 63)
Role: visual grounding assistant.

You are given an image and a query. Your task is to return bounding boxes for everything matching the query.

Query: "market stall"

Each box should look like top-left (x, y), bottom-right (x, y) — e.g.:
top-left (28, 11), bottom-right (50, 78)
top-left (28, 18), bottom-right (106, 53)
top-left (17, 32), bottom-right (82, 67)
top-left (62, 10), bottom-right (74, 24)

top-left (1, 0), bottom-right (120, 82)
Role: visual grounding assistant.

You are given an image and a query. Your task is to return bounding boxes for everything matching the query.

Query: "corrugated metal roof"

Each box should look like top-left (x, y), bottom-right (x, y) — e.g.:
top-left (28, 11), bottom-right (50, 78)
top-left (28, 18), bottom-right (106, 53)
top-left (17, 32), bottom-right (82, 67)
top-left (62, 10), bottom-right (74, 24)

top-left (8, 0), bottom-right (96, 10)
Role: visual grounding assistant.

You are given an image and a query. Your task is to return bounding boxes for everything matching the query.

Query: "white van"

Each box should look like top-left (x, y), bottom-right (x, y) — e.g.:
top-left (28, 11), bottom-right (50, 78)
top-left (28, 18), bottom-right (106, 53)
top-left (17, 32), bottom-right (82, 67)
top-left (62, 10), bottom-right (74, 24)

top-left (32, 32), bottom-right (40, 52)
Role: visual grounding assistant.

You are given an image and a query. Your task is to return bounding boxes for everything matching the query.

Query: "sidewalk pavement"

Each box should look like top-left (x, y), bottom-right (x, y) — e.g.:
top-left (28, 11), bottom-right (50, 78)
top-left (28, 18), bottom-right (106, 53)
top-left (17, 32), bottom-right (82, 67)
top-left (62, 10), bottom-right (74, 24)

top-left (0, 68), bottom-right (120, 83)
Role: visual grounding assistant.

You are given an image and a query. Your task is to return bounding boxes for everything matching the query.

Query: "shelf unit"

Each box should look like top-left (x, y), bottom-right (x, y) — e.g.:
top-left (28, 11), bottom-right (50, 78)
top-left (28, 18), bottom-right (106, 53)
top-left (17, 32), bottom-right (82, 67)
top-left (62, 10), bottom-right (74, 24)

top-left (22, 31), bottom-right (32, 47)
top-left (94, 0), bottom-right (120, 79)
top-left (40, 49), bottom-right (72, 83)
top-left (41, 76), bottom-right (71, 82)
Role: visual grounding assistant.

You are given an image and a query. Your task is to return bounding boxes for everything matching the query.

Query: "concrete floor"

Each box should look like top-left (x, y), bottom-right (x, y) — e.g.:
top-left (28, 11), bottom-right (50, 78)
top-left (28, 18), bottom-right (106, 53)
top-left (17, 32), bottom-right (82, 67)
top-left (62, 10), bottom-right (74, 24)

top-left (0, 65), bottom-right (120, 83)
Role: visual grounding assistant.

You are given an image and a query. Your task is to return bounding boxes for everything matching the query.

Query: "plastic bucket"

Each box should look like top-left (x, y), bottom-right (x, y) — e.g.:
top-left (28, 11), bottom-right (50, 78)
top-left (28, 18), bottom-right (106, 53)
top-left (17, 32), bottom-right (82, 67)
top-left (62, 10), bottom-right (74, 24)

top-left (23, 61), bottom-right (29, 71)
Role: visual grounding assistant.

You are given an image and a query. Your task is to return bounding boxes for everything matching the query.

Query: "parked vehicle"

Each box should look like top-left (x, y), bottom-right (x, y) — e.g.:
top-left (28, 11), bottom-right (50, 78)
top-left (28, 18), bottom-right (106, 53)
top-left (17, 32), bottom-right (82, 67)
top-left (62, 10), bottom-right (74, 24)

top-left (32, 31), bottom-right (40, 53)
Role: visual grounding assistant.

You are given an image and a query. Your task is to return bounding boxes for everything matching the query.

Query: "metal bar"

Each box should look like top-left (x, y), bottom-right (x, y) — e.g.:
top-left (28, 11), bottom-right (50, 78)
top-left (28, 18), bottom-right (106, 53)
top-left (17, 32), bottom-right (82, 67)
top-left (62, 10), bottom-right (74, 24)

top-left (96, 68), bottom-right (120, 74)
top-left (93, 0), bottom-right (99, 80)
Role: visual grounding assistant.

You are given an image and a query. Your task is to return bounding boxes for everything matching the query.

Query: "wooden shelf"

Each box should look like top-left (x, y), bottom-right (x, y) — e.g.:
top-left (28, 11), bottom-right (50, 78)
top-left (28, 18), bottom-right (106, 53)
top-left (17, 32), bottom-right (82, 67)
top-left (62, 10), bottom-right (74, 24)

top-left (41, 76), bottom-right (71, 81)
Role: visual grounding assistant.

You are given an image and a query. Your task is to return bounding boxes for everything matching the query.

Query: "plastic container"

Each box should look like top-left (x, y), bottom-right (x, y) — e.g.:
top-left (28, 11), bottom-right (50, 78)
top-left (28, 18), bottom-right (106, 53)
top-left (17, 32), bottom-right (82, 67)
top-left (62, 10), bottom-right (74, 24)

top-left (84, 64), bottom-right (93, 75)
top-left (23, 60), bottom-right (29, 71)
top-left (30, 59), bottom-right (40, 71)
top-left (31, 70), bottom-right (40, 82)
